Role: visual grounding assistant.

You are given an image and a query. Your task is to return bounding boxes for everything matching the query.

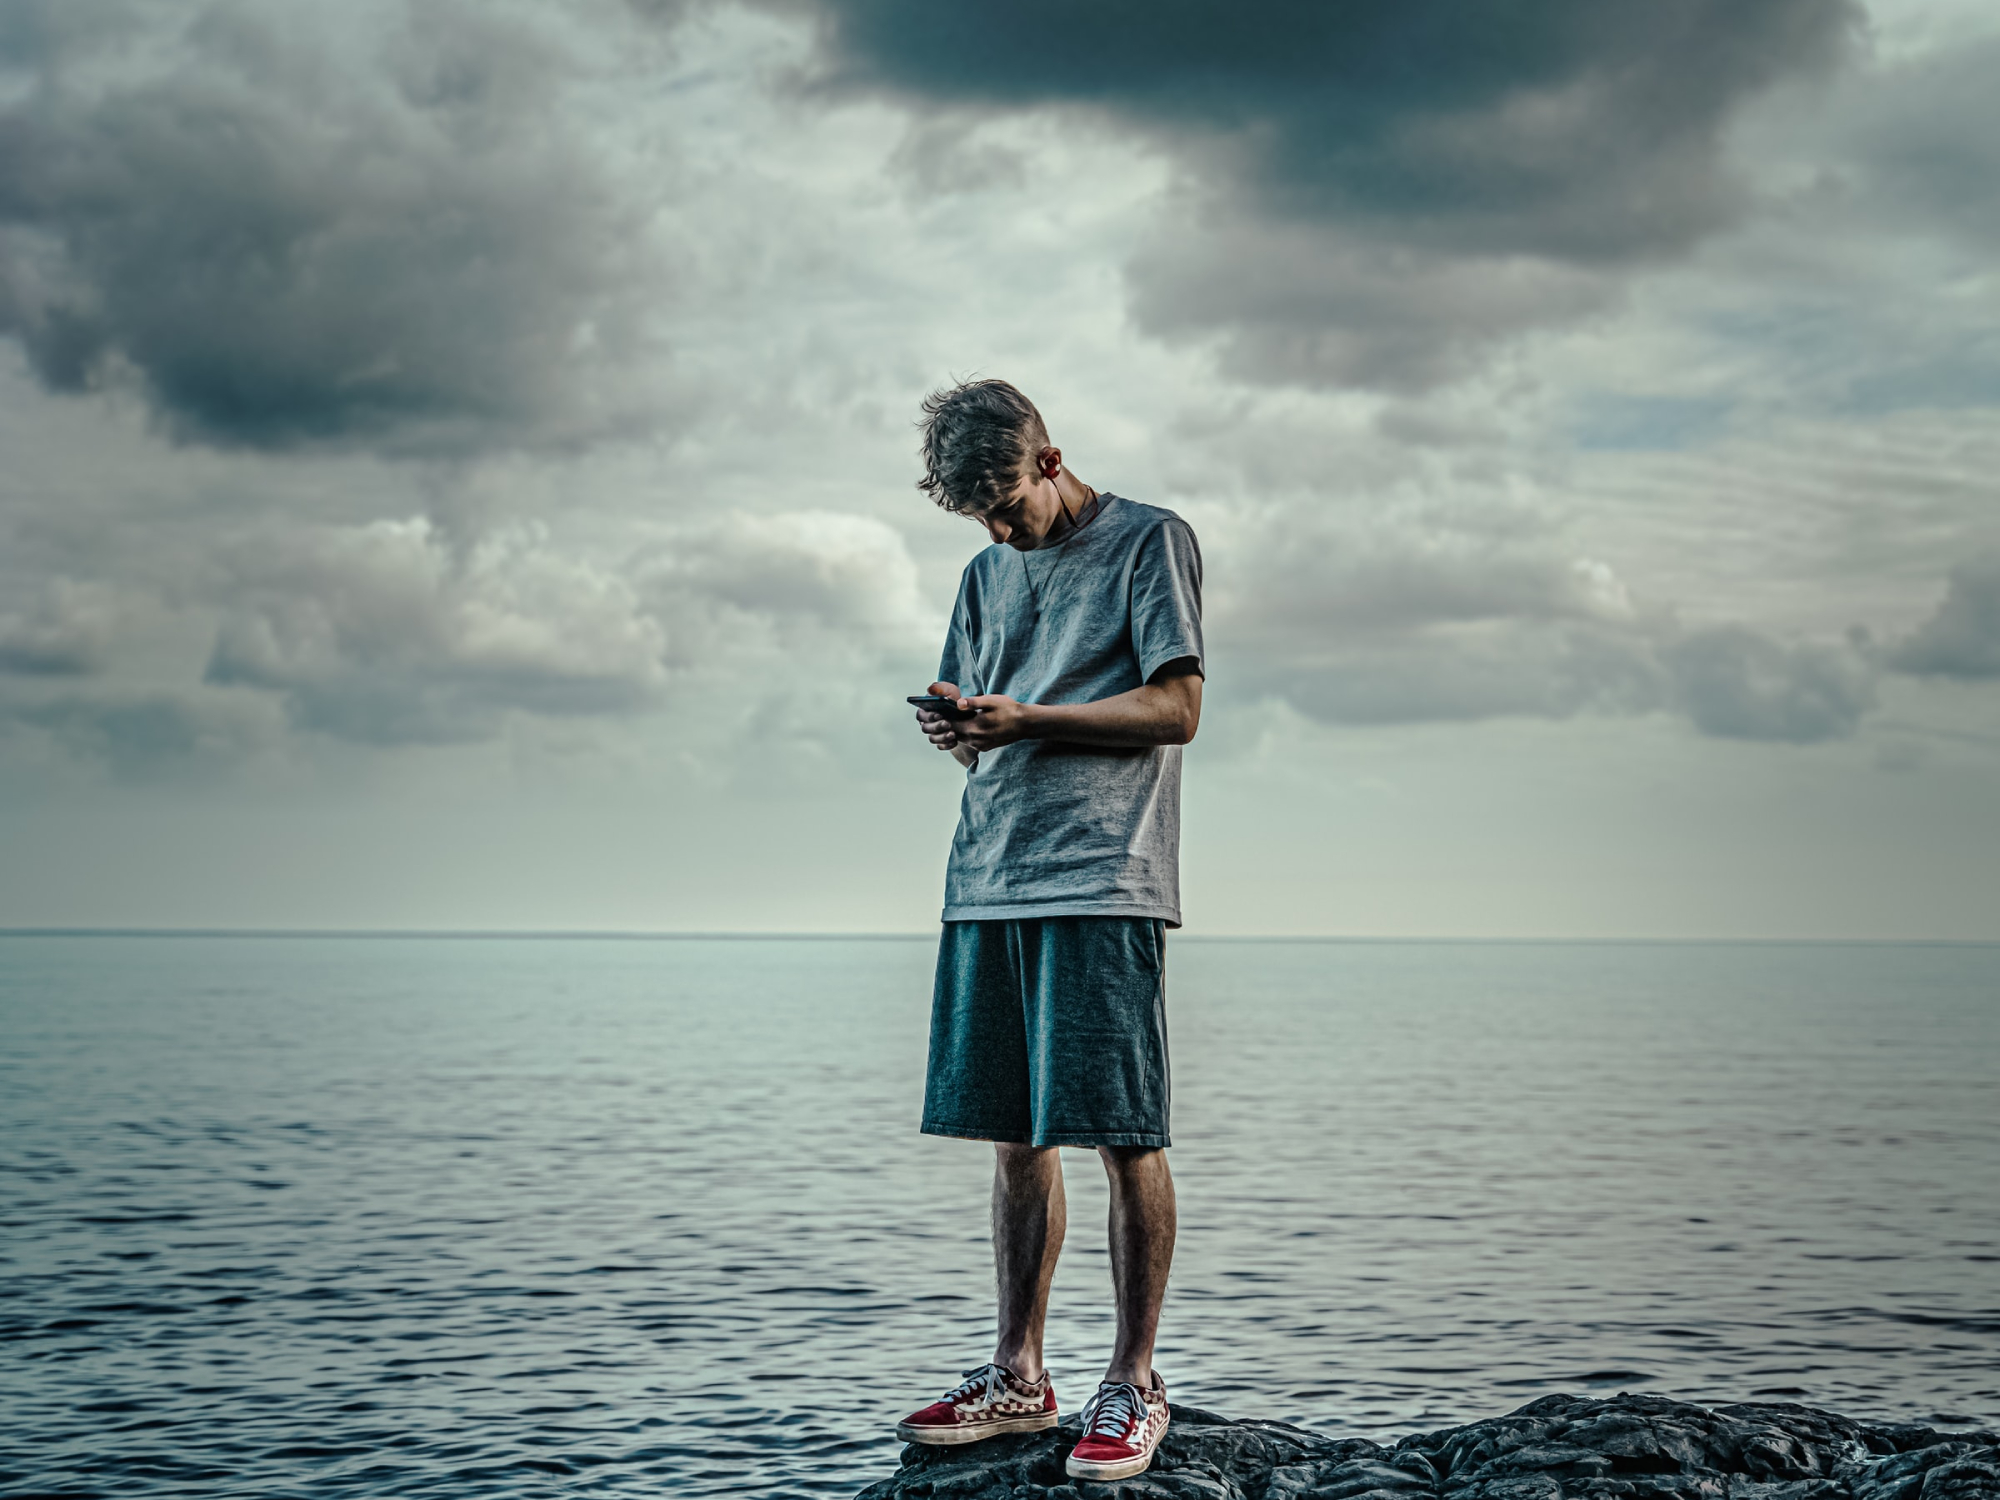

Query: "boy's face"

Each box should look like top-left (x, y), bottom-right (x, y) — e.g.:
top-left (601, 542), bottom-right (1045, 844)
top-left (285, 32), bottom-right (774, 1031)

top-left (971, 449), bottom-right (1063, 550)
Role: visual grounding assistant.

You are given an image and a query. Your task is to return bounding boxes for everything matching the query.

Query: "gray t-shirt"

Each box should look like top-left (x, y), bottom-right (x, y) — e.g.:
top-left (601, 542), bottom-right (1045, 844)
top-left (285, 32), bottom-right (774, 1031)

top-left (937, 494), bottom-right (1205, 927)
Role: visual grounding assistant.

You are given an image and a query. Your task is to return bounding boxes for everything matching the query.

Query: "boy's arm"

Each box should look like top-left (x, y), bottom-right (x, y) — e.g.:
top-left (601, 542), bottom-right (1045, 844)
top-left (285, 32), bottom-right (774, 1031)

top-left (951, 659), bottom-right (1202, 752)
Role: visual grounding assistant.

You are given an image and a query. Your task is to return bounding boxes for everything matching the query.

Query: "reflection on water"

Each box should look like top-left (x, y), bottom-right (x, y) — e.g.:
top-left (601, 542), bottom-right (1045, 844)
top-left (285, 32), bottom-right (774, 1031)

top-left (1, 936), bottom-right (1995, 1497)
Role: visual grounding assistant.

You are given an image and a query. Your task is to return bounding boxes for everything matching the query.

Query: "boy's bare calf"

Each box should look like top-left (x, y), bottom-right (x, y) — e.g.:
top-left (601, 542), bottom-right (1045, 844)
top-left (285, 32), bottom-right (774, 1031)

top-left (991, 1143), bottom-right (1177, 1387)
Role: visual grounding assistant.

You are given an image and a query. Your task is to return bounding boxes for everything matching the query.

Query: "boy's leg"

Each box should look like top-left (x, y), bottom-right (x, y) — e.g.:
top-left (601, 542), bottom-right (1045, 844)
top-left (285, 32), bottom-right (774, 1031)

top-left (993, 1142), bottom-right (1066, 1381)
top-left (900, 924), bottom-right (1067, 1446)
top-left (1098, 1145), bottom-right (1175, 1386)
top-left (894, 1136), bottom-right (1063, 1444)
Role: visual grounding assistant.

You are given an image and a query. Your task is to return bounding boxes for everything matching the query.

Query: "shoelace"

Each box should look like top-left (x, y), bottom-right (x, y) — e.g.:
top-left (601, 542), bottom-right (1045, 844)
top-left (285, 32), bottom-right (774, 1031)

top-left (1080, 1381), bottom-right (1147, 1439)
top-left (944, 1363), bottom-right (1016, 1407)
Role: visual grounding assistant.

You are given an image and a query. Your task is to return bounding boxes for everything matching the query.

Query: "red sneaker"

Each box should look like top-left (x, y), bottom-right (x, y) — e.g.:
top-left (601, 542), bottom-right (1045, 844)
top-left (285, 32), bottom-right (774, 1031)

top-left (1065, 1372), bottom-right (1170, 1481)
top-left (895, 1363), bottom-right (1060, 1445)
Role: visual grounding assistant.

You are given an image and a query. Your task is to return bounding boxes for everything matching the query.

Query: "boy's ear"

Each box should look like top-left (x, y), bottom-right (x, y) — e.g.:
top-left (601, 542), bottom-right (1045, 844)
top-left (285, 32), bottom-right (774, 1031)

top-left (1039, 446), bottom-right (1062, 479)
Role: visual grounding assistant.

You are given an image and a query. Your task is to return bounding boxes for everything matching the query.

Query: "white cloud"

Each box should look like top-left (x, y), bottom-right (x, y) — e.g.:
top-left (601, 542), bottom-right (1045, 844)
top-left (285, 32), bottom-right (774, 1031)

top-left (1889, 557), bottom-right (2000, 680)
top-left (0, 577), bottom-right (118, 675)
top-left (1209, 508), bottom-right (1881, 742)
top-left (1128, 213), bottom-right (1617, 392)
top-left (205, 517), bottom-right (669, 743)
top-left (643, 510), bottom-right (940, 662)
top-left (187, 506), bottom-right (939, 749)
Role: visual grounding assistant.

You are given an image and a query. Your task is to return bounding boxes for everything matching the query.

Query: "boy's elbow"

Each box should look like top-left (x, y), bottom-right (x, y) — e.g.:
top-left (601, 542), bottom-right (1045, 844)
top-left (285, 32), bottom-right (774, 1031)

top-left (1144, 663), bottom-right (1202, 745)
top-left (1177, 677), bottom-right (1203, 743)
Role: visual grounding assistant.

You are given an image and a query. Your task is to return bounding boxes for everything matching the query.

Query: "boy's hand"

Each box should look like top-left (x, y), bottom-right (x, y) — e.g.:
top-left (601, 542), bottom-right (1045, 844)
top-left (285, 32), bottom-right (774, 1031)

top-left (954, 694), bottom-right (1034, 751)
top-left (914, 680), bottom-right (973, 751)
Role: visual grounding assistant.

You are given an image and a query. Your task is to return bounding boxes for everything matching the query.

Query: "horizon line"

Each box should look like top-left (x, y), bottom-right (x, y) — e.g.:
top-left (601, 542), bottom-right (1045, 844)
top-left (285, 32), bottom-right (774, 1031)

top-left (1, 927), bottom-right (1995, 946)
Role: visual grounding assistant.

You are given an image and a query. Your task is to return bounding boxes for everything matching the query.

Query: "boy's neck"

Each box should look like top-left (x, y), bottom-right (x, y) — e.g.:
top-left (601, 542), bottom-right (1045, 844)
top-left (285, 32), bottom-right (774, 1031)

top-left (1041, 473), bottom-right (1100, 547)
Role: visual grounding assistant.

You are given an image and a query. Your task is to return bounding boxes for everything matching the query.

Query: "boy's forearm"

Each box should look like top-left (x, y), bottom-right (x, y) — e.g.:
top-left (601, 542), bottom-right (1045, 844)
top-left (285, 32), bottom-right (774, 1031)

top-left (1024, 681), bottom-right (1198, 747)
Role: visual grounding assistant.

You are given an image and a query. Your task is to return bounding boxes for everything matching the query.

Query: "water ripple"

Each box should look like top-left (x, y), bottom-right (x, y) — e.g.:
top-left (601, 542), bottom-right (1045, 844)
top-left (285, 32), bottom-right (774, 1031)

top-left (1, 936), bottom-right (1996, 1496)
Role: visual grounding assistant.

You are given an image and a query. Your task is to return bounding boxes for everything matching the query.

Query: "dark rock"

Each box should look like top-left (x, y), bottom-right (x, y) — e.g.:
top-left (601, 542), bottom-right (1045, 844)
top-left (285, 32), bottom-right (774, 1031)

top-left (854, 1394), bottom-right (2000, 1500)
top-left (1839, 1442), bottom-right (2000, 1500)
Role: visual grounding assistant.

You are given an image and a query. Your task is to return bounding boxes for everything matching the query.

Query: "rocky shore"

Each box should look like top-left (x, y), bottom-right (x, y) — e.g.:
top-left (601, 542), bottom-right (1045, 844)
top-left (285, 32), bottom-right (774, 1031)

top-left (855, 1392), bottom-right (1999, 1499)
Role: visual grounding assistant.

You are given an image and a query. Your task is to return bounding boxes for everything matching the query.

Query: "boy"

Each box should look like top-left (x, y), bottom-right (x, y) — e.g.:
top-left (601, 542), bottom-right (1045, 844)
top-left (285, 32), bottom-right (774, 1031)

top-left (900, 378), bottom-right (1203, 1482)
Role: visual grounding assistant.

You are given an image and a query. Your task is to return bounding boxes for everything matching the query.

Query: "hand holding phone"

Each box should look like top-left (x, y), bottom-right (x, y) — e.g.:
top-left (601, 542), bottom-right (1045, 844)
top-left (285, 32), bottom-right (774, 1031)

top-left (908, 693), bottom-right (977, 721)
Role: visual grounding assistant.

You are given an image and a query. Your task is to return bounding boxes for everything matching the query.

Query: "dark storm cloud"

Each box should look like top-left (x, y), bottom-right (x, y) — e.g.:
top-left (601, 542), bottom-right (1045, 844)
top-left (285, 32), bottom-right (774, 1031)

top-left (0, 2), bottom-right (663, 452)
top-left (1889, 559), bottom-right (2000, 681)
top-left (12, 691), bottom-right (267, 775)
top-left (781, 0), bottom-right (1857, 387)
top-left (797, 1), bottom-right (1849, 258)
top-left (1663, 625), bottom-right (1874, 743)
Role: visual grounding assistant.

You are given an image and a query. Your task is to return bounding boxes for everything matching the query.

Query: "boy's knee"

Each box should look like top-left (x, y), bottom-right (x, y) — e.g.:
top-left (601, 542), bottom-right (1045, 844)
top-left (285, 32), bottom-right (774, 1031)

top-left (1097, 1144), bottom-right (1165, 1172)
top-left (995, 1141), bottom-right (1058, 1176)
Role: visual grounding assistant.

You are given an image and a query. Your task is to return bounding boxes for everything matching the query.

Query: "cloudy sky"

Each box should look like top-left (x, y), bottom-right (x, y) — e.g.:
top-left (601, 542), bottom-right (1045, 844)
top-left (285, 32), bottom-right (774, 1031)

top-left (2, 0), bottom-right (1996, 937)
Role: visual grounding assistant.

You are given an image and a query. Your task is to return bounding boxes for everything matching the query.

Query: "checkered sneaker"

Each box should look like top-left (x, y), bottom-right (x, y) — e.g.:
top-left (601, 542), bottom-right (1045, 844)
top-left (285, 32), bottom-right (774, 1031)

top-left (1066, 1372), bottom-right (1170, 1481)
top-left (895, 1362), bottom-right (1059, 1445)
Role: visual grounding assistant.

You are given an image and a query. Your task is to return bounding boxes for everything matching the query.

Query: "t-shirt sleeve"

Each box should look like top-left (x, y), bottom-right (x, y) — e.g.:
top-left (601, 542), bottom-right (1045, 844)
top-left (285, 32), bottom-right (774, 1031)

top-left (1131, 517), bottom-right (1205, 682)
top-left (936, 565), bottom-right (978, 694)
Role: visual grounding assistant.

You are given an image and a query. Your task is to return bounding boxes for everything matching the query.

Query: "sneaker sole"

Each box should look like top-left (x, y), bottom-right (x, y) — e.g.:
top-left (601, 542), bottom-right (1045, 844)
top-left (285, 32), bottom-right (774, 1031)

top-left (1066, 1448), bottom-right (1158, 1481)
top-left (897, 1411), bottom-right (1059, 1445)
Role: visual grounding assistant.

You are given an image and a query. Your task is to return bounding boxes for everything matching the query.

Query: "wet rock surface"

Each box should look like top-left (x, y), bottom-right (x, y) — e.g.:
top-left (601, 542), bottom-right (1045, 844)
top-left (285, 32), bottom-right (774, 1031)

top-left (855, 1393), bottom-right (1999, 1500)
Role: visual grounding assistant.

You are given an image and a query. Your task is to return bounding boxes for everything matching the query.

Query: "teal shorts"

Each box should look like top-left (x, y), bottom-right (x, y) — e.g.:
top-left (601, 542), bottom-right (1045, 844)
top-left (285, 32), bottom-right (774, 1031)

top-left (921, 916), bottom-right (1171, 1150)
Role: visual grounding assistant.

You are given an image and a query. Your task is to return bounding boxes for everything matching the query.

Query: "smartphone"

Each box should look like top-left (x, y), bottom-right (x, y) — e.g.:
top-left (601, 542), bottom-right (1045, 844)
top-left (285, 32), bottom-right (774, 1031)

top-left (908, 694), bottom-right (978, 721)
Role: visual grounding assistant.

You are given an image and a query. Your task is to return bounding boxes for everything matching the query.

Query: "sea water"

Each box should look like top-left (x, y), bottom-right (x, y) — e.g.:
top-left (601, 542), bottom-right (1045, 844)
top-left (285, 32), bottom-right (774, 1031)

top-left (1, 935), bottom-right (1995, 1497)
